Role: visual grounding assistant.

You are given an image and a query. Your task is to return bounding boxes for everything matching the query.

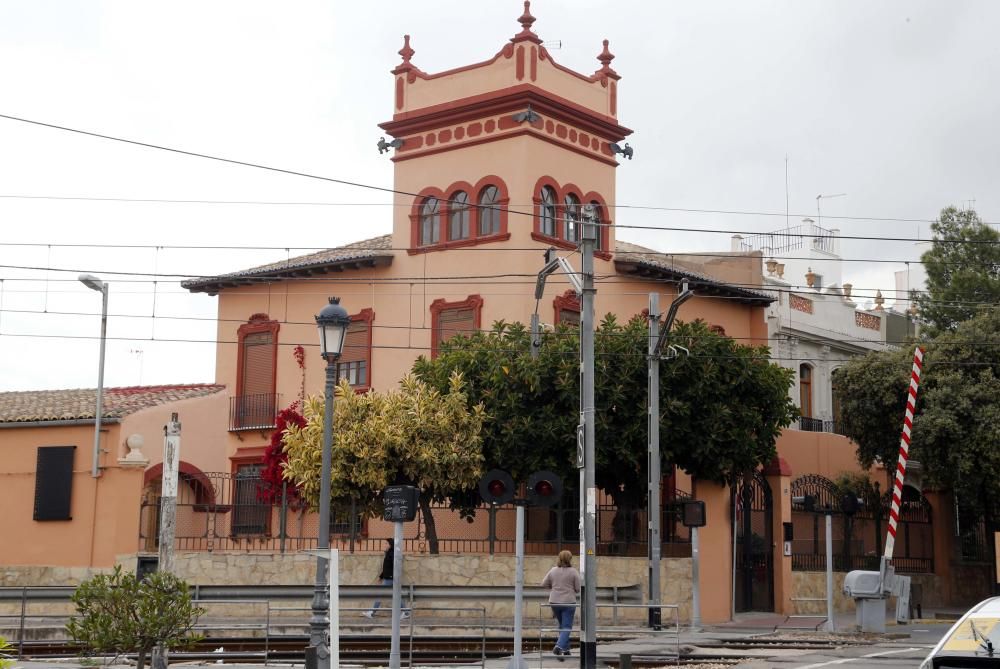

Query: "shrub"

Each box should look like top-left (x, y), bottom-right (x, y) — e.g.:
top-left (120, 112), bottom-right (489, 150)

top-left (67, 566), bottom-right (204, 669)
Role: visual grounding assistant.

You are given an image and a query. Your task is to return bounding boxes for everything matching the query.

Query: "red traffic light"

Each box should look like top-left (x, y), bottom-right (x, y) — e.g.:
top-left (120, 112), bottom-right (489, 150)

top-left (527, 470), bottom-right (562, 507)
top-left (479, 469), bottom-right (515, 505)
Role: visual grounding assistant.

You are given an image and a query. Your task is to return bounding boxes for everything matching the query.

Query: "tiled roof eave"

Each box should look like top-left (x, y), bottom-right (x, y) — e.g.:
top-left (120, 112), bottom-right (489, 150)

top-left (614, 258), bottom-right (773, 306)
top-left (0, 417), bottom-right (122, 428)
top-left (184, 254), bottom-right (394, 295)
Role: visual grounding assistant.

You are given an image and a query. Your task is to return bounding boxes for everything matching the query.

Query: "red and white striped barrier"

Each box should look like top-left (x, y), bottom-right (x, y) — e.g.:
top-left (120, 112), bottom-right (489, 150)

top-left (883, 346), bottom-right (925, 560)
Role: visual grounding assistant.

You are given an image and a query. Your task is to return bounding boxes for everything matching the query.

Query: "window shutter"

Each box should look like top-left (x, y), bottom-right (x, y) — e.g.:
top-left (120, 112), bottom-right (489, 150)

top-left (340, 321), bottom-right (368, 364)
top-left (559, 309), bottom-right (581, 327)
top-left (242, 332), bottom-right (274, 395)
top-left (34, 446), bottom-right (76, 521)
top-left (438, 307), bottom-right (474, 345)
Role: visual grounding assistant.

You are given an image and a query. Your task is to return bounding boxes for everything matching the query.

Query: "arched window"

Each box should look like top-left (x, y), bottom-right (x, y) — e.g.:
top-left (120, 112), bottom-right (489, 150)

top-left (589, 201), bottom-right (603, 249)
top-left (448, 191), bottom-right (470, 241)
top-left (540, 186), bottom-right (557, 236)
top-left (564, 193), bottom-right (580, 242)
top-left (799, 364), bottom-right (813, 419)
top-left (478, 185), bottom-right (501, 236)
top-left (419, 197), bottom-right (440, 246)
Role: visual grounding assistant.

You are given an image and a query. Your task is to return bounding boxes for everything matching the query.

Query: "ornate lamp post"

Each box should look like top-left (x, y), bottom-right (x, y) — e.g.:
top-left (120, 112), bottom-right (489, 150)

top-left (306, 297), bottom-right (351, 669)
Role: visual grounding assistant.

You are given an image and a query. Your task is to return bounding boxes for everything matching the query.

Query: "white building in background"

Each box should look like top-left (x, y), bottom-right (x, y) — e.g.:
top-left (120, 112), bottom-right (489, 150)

top-left (734, 219), bottom-right (914, 432)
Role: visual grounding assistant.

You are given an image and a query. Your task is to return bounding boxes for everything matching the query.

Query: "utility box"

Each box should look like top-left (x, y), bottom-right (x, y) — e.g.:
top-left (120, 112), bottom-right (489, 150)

top-left (844, 570), bottom-right (887, 633)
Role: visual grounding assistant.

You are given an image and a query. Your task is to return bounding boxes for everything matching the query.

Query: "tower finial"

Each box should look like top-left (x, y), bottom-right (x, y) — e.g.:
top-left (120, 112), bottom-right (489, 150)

top-left (398, 34), bottom-right (415, 65)
top-left (518, 1), bottom-right (536, 32)
top-left (597, 39), bottom-right (615, 69)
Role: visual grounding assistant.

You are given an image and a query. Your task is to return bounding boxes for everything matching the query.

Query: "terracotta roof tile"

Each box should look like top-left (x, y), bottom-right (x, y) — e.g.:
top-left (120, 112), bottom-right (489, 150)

top-left (0, 384), bottom-right (225, 424)
top-left (183, 235), bottom-right (393, 294)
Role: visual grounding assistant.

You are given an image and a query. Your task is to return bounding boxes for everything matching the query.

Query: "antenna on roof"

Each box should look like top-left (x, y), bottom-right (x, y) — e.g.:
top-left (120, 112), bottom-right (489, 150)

top-left (542, 40), bottom-right (562, 49)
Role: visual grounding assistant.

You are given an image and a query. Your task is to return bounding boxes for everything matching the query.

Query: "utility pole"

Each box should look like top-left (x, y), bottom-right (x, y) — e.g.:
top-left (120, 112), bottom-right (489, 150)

top-left (648, 282), bottom-right (693, 630)
top-left (580, 205), bottom-right (597, 669)
top-left (154, 412), bottom-right (181, 669)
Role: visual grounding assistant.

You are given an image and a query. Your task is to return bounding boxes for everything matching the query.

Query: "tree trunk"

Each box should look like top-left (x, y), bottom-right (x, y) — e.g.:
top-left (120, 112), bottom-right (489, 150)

top-left (418, 494), bottom-right (439, 554)
top-left (136, 647), bottom-right (148, 669)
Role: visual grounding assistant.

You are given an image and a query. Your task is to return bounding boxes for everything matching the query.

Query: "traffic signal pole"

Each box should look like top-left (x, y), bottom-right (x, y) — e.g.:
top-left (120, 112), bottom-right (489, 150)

top-left (647, 295), bottom-right (662, 629)
top-left (580, 206), bottom-right (597, 669)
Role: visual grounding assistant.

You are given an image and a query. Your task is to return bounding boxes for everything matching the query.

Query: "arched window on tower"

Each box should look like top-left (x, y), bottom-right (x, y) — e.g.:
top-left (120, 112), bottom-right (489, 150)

top-left (478, 185), bottom-right (501, 236)
top-left (564, 193), bottom-right (580, 242)
top-left (419, 197), bottom-right (440, 246)
top-left (448, 191), bottom-right (470, 241)
top-left (540, 186), bottom-right (557, 237)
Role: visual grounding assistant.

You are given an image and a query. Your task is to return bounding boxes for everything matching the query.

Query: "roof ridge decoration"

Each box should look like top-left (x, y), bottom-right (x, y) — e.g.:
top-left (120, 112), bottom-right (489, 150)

top-left (511, 1), bottom-right (542, 44)
top-left (595, 39), bottom-right (620, 81)
top-left (392, 34), bottom-right (424, 76)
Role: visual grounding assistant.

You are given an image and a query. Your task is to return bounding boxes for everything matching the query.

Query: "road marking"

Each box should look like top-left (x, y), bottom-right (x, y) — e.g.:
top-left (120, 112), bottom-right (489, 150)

top-left (796, 647), bottom-right (921, 668)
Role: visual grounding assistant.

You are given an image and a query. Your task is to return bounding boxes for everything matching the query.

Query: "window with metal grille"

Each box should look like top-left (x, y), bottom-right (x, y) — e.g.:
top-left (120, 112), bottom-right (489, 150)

top-left (335, 315), bottom-right (372, 389)
top-left (540, 186), bottom-right (557, 236)
top-left (33, 446), bottom-right (76, 521)
top-left (232, 464), bottom-right (269, 536)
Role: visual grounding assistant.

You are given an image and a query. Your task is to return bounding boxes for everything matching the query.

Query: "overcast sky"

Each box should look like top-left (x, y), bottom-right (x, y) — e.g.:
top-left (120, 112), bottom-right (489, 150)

top-left (1, 1), bottom-right (997, 392)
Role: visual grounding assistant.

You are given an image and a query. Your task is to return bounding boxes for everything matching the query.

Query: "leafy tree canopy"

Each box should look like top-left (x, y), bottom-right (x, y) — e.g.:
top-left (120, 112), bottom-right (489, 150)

top-left (281, 373), bottom-right (485, 552)
top-left (916, 206), bottom-right (1000, 334)
top-left (834, 308), bottom-right (1000, 512)
top-left (412, 315), bottom-right (797, 512)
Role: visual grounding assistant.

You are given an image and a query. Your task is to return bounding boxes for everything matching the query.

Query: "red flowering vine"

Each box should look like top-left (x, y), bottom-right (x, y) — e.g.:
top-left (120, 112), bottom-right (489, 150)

top-left (259, 402), bottom-right (306, 506)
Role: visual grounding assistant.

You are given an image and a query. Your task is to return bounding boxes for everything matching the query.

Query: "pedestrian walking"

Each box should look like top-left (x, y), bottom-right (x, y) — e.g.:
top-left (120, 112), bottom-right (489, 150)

top-left (541, 549), bottom-right (580, 659)
top-left (362, 539), bottom-right (409, 618)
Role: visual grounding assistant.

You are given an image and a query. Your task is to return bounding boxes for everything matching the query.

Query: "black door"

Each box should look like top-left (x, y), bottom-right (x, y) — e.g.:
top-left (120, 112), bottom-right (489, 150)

top-left (732, 472), bottom-right (774, 612)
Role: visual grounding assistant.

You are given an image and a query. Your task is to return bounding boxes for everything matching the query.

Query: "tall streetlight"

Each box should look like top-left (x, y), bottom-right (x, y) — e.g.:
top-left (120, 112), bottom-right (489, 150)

top-left (79, 274), bottom-right (108, 478)
top-left (307, 297), bottom-right (351, 669)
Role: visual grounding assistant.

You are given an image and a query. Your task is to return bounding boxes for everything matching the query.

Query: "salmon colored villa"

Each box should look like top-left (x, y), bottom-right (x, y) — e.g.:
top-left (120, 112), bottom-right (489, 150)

top-left (177, 3), bottom-right (770, 622)
top-left (11, 4), bottom-right (975, 627)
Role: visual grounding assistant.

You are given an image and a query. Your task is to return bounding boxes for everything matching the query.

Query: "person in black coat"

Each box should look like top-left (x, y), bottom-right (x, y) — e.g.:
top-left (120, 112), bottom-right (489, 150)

top-left (362, 540), bottom-right (409, 618)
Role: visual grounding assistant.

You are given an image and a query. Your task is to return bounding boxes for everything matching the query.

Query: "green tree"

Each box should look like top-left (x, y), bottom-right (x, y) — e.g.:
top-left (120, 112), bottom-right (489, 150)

top-left (281, 373), bottom-right (485, 553)
top-left (834, 309), bottom-right (1000, 512)
top-left (0, 636), bottom-right (12, 669)
top-left (413, 315), bottom-right (797, 534)
top-left (916, 206), bottom-right (1000, 334)
top-left (66, 567), bottom-right (203, 669)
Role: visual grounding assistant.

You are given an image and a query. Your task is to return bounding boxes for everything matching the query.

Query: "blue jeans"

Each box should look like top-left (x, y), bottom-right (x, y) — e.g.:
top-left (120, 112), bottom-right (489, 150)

top-left (370, 579), bottom-right (409, 614)
top-left (551, 605), bottom-right (576, 651)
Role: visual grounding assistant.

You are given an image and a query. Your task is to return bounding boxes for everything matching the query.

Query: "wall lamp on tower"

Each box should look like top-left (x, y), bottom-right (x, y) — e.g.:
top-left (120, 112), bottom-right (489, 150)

top-left (511, 104), bottom-right (540, 124)
top-left (609, 142), bottom-right (634, 160)
top-left (377, 136), bottom-right (404, 155)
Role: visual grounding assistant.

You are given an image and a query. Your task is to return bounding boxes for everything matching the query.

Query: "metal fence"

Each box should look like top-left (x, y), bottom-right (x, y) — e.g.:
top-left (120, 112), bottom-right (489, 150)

top-left (139, 472), bottom-right (693, 557)
top-left (789, 474), bottom-right (933, 574)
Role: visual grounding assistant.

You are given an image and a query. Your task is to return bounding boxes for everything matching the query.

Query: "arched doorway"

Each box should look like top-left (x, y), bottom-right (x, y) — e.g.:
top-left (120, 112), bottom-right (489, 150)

top-left (732, 471), bottom-right (774, 612)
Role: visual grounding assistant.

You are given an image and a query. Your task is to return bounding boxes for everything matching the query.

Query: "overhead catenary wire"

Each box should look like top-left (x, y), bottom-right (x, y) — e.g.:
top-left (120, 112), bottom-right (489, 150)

top-left (0, 112), bottom-right (998, 244)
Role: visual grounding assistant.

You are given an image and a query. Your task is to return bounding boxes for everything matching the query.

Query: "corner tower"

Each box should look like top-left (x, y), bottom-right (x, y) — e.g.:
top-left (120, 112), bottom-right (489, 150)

top-left (379, 2), bottom-right (632, 259)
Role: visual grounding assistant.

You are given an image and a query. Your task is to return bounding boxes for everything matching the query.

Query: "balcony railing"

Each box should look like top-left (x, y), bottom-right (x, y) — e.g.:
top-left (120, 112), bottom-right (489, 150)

top-left (797, 416), bottom-right (845, 435)
top-left (229, 393), bottom-right (280, 432)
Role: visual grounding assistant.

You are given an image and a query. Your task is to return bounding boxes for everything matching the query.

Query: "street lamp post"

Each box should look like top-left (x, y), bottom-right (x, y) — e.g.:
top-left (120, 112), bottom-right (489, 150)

top-left (307, 297), bottom-right (351, 669)
top-left (79, 274), bottom-right (108, 478)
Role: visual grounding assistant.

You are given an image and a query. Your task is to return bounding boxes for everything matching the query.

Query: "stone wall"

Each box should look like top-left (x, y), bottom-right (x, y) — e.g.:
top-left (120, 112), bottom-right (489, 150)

top-left (792, 570), bottom-right (944, 617)
top-left (1, 552), bottom-right (692, 624)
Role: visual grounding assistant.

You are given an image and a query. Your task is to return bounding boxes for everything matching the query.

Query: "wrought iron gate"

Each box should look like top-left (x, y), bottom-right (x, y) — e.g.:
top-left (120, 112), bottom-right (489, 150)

top-left (732, 471), bottom-right (774, 612)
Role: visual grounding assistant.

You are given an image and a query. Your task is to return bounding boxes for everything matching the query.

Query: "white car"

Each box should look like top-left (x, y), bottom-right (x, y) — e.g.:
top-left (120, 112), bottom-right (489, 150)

top-left (921, 596), bottom-right (1000, 668)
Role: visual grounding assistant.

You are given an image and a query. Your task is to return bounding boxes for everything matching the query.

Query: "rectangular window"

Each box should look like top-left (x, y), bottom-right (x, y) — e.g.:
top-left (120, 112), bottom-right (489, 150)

top-left (34, 446), bottom-right (76, 521)
top-left (232, 464), bottom-right (269, 536)
top-left (235, 324), bottom-right (278, 430)
top-left (558, 309), bottom-right (581, 327)
top-left (335, 316), bottom-right (372, 389)
top-left (437, 307), bottom-right (475, 348)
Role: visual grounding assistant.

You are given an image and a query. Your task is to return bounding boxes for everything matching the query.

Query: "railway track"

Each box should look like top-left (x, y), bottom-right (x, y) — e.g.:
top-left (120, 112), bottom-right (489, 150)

top-left (13, 633), bottom-right (864, 666)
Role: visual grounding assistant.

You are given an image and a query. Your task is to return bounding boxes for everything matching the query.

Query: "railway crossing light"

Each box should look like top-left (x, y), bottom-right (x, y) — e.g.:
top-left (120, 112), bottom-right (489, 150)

top-left (527, 470), bottom-right (563, 508)
top-left (479, 469), bottom-right (515, 505)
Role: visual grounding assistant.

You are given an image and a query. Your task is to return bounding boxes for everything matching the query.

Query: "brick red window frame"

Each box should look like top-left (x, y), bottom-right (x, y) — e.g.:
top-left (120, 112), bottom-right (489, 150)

top-left (335, 308), bottom-right (374, 392)
top-left (430, 294), bottom-right (483, 357)
top-left (236, 314), bottom-right (279, 400)
top-left (553, 289), bottom-right (581, 326)
top-left (409, 177), bottom-right (510, 254)
top-left (531, 177), bottom-right (612, 259)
